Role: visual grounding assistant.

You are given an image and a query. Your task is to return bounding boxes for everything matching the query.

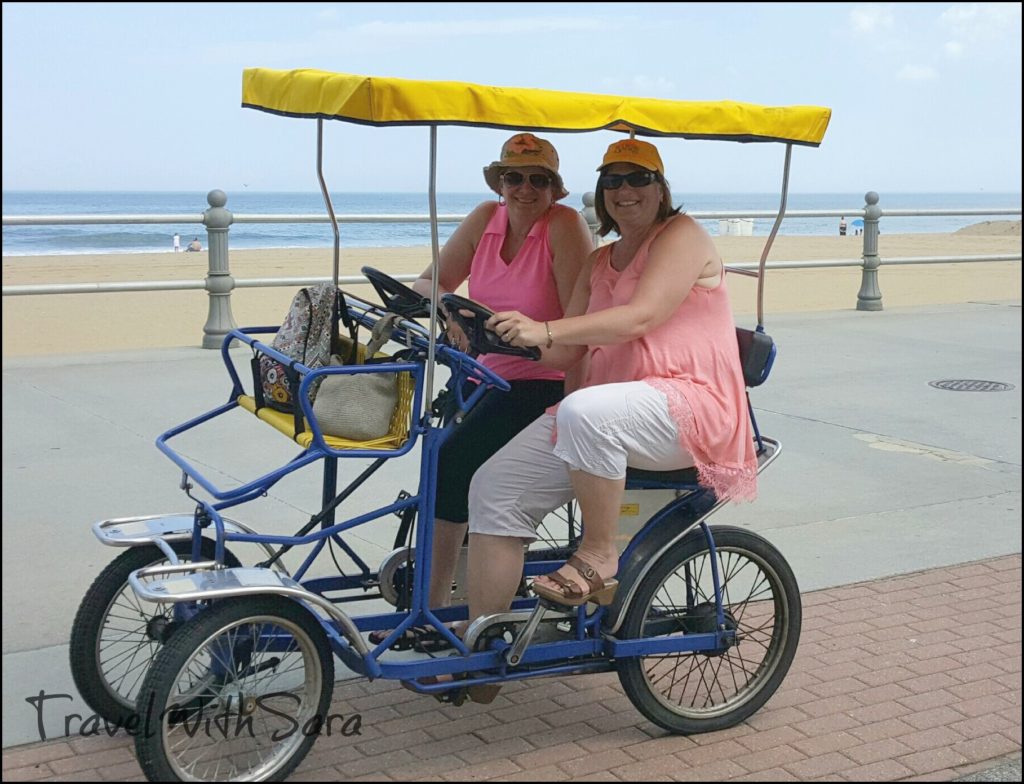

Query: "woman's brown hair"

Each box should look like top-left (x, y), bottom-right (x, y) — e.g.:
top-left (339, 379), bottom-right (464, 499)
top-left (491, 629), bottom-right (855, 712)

top-left (593, 173), bottom-right (682, 237)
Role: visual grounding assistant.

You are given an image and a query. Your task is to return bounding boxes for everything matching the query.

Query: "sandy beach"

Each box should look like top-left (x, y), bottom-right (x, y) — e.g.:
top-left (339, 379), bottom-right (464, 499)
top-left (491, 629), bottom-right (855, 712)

top-left (2, 230), bottom-right (1020, 356)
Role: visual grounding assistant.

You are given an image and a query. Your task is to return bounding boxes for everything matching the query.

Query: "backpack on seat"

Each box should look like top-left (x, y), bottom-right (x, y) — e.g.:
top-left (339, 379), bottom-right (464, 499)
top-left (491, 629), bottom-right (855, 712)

top-left (256, 282), bottom-right (356, 414)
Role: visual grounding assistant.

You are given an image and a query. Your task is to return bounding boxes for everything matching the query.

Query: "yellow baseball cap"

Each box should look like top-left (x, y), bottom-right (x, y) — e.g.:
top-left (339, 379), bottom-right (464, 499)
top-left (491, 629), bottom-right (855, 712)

top-left (598, 139), bottom-right (664, 175)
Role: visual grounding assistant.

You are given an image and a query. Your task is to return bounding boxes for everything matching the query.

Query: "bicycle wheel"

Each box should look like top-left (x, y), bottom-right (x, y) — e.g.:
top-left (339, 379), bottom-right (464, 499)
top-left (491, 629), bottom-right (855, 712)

top-left (69, 540), bottom-right (239, 725)
top-left (135, 595), bottom-right (334, 782)
top-left (530, 500), bottom-right (581, 557)
top-left (616, 525), bottom-right (800, 734)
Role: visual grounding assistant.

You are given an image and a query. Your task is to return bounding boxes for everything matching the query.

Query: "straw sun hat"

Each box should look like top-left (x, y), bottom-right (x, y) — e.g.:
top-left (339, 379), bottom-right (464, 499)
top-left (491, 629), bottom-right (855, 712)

top-left (483, 133), bottom-right (568, 200)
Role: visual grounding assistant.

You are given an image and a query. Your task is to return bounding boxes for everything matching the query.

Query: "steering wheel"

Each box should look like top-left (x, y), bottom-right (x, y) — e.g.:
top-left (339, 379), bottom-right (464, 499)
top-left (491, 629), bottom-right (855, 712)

top-left (361, 266), bottom-right (433, 319)
top-left (440, 293), bottom-right (541, 361)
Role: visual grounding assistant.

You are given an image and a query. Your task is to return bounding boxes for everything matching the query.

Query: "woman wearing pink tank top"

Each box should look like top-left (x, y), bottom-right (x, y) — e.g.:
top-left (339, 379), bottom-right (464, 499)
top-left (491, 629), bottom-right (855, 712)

top-left (463, 139), bottom-right (757, 628)
top-left (366, 134), bottom-right (591, 649)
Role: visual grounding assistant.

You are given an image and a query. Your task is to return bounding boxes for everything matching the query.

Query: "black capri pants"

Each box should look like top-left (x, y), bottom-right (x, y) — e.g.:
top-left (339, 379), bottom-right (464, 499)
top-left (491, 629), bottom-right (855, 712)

top-left (434, 379), bottom-right (565, 523)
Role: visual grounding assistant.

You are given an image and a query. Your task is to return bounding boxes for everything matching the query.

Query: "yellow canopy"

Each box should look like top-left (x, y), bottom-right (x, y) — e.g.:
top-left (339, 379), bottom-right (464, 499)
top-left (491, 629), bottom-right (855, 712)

top-left (243, 68), bottom-right (830, 147)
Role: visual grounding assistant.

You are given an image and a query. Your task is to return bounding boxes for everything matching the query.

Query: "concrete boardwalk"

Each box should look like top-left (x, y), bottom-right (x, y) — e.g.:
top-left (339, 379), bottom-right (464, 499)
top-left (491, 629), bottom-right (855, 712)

top-left (2, 299), bottom-right (1021, 779)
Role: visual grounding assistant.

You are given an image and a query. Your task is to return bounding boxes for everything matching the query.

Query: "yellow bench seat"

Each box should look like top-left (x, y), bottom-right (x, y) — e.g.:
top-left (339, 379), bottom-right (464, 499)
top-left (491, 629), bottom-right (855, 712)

top-left (236, 368), bottom-right (415, 451)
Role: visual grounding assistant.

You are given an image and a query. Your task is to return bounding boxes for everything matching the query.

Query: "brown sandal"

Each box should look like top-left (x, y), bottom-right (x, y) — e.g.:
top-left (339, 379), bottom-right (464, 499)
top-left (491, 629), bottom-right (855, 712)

top-left (532, 555), bottom-right (618, 607)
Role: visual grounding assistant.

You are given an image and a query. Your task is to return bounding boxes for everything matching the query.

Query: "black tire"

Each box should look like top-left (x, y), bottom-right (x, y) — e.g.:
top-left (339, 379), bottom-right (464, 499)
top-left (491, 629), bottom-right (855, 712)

top-left (135, 595), bottom-right (334, 782)
top-left (616, 526), bottom-right (800, 734)
top-left (69, 540), bottom-right (239, 725)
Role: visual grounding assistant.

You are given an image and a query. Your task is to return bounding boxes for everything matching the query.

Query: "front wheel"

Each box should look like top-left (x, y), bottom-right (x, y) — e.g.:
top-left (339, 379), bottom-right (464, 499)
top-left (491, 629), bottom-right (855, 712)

top-left (69, 539), bottom-right (239, 725)
top-left (134, 595), bottom-right (334, 782)
top-left (616, 526), bottom-right (801, 734)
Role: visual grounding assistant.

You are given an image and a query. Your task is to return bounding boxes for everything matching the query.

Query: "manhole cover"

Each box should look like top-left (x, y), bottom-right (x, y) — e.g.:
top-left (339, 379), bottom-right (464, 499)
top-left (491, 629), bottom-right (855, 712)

top-left (929, 379), bottom-right (1015, 392)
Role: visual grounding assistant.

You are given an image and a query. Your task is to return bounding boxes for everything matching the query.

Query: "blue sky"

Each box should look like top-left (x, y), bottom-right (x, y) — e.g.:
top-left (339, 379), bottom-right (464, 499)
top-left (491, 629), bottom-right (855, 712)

top-left (2, 2), bottom-right (1021, 195)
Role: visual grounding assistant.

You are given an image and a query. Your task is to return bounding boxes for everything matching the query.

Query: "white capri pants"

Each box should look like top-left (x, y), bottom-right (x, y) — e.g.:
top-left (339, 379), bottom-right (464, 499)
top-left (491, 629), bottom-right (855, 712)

top-left (467, 381), bottom-right (694, 541)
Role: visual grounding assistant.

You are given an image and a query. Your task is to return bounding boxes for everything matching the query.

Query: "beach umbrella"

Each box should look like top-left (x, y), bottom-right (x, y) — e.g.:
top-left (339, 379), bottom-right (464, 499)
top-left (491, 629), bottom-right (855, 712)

top-left (851, 219), bottom-right (864, 228)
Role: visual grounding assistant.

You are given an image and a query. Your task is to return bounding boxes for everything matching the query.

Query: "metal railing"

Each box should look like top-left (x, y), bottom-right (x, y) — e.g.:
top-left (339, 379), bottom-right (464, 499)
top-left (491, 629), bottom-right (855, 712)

top-left (3, 190), bottom-right (1020, 347)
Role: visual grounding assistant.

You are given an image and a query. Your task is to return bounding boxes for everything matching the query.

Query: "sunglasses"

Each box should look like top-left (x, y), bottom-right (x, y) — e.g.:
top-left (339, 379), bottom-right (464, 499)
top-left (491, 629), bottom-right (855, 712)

top-left (501, 171), bottom-right (553, 189)
top-left (598, 170), bottom-right (659, 190)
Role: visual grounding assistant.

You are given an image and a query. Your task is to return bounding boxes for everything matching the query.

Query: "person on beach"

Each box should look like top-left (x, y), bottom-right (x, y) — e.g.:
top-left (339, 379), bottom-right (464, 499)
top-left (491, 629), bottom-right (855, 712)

top-left (186, 237), bottom-right (202, 252)
top-left (173, 232), bottom-right (181, 252)
top-left (369, 132), bottom-right (593, 650)
top-left (839, 216), bottom-right (847, 236)
top-left (456, 139), bottom-right (756, 676)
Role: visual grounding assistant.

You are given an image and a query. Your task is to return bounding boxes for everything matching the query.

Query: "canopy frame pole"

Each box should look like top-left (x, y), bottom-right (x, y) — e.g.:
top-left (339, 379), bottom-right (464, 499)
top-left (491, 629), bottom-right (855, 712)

top-left (756, 143), bottom-right (793, 328)
top-left (425, 126), bottom-right (441, 414)
top-left (316, 119), bottom-right (341, 286)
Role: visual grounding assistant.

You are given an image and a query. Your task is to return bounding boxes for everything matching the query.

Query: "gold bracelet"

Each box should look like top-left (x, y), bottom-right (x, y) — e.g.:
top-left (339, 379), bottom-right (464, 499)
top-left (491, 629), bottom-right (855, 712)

top-left (544, 321), bottom-right (554, 349)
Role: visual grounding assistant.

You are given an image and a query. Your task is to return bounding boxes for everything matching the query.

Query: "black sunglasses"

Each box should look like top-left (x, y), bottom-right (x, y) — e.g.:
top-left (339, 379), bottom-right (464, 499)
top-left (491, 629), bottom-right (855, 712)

top-left (501, 171), bottom-right (552, 189)
top-left (598, 170), bottom-right (659, 190)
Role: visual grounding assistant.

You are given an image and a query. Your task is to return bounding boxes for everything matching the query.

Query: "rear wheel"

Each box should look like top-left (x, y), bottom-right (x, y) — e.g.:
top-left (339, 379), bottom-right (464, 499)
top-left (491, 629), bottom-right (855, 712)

top-left (135, 595), bottom-right (334, 782)
top-left (616, 526), bottom-right (800, 734)
top-left (69, 540), bottom-right (239, 725)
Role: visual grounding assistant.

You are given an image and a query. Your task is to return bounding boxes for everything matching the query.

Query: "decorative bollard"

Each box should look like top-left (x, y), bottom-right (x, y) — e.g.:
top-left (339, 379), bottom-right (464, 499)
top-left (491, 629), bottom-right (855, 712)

top-left (581, 191), bottom-right (600, 246)
top-left (201, 189), bottom-right (237, 348)
top-left (856, 191), bottom-right (883, 311)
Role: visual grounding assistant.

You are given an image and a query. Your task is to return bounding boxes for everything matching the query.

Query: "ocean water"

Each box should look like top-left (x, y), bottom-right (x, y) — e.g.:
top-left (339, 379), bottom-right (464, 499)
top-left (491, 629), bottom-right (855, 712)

top-left (2, 190), bottom-right (1020, 256)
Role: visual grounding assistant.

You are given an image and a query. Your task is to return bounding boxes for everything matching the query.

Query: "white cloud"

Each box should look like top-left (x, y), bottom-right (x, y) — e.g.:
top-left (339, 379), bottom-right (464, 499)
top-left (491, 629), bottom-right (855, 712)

top-left (897, 64), bottom-right (938, 81)
top-left (944, 41), bottom-right (965, 58)
top-left (940, 2), bottom-right (1022, 40)
top-left (850, 3), bottom-right (896, 34)
top-left (940, 2), bottom-right (1023, 55)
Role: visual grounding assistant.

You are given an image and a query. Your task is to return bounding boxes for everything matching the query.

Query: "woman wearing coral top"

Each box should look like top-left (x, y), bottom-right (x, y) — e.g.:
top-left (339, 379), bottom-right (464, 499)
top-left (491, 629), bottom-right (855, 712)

top-left (368, 133), bottom-right (591, 649)
top-left (470, 138), bottom-right (757, 616)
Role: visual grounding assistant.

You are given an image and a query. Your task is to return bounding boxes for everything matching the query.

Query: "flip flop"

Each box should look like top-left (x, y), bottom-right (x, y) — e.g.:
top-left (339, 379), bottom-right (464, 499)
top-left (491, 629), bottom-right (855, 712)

top-left (532, 555), bottom-right (618, 607)
top-left (368, 625), bottom-right (457, 653)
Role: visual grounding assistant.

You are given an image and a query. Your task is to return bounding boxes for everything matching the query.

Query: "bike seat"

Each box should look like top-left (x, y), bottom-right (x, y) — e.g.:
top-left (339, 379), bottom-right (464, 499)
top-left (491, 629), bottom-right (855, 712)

top-left (624, 466), bottom-right (699, 490)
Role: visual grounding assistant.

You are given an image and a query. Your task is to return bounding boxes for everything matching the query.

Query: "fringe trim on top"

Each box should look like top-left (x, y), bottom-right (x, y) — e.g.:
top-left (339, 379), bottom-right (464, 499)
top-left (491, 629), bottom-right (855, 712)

top-left (697, 462), bottom-right (758, 504)
top-left (645, 377), bottom-right (758, 503)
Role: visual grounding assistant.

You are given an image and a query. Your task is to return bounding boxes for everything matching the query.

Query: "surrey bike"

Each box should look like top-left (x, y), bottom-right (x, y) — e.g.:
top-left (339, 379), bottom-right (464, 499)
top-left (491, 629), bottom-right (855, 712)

top-left (68, 69), bottom-right (830, 781)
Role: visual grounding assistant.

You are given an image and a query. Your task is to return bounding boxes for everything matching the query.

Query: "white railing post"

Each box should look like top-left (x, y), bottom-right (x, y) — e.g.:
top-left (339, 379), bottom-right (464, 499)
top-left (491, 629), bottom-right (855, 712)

top-left (201, 189), bottom-right (237, 348)
top-left (857, 191), bottom-right (884, 311)
top-left (581, 191), bottom-right (600, 245)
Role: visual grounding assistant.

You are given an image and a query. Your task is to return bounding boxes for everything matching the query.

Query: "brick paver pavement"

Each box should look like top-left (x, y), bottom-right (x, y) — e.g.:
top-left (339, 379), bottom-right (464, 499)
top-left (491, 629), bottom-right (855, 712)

top-left (4, 555), bottom-right (1020, 782)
